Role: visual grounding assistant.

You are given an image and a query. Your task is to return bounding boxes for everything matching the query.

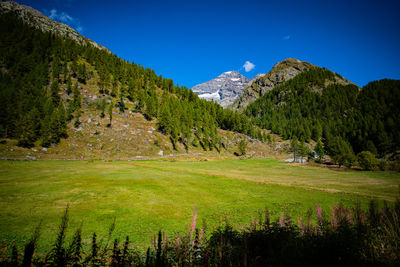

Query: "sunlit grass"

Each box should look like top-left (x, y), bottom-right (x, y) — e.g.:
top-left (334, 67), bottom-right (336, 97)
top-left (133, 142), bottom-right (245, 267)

top-left (0, 158), bottom-right (398, 251)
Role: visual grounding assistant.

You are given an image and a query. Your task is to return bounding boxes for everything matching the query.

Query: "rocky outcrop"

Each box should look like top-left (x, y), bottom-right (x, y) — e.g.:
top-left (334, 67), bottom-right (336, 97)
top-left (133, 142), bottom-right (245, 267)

top-left (233, 58), bottom-right (318, 110)
top-left (0, 1), bottom-right (110, 53)
top-left (247, 73), bottom-right (266, 86)
top-left (191, 71), bottom-right (252, 108)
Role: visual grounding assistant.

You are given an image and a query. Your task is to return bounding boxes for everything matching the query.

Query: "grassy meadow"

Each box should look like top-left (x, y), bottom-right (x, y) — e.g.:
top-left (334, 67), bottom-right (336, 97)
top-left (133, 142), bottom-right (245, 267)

top-left (0, 158), bottom-right (399, 251)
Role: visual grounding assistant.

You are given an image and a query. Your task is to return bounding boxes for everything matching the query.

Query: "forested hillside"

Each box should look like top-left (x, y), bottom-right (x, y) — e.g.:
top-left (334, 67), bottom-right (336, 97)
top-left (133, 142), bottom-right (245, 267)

top-left (244, 68), bottom-right (400, 160)
top-left (0, 11), bottom-right (263, 152)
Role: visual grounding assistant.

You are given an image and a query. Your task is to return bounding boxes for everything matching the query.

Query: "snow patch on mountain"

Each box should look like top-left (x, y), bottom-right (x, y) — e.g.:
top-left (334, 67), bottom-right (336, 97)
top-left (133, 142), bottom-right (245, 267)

top-left (198, 91), bottom-right (221, 101)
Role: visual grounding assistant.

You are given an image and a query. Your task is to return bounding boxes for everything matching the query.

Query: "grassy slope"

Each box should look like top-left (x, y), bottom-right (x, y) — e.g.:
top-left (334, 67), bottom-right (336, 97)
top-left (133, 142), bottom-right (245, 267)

top-left (0, 158), bottom-right (399, 251)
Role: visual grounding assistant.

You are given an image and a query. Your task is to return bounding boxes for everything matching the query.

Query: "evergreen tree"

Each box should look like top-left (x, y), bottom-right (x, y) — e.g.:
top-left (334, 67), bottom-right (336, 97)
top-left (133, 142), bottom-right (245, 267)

top-left (136, 89), bottom-right (145, 112)
top-left (62, 61), bottom-right (68, 82)
top-left (30, 107), bottom-right (41, 139)
top-left (77, 63), bottom-right (87, 84)
top-left (41, 114), bottom-right (52, 147)
top-left (74, 107), bottom-right (81, 128)
top-left (16, 113), bottom-right (36, 148)
top-left (181, 124), bottom-right (192, 151)
top-left (366, 140), bottom-right (378, 156)
top-left (66, 100), bottom-right (75, 121)
top-left (327, 136), bottom-right (355, 167)
top-left (50, 79), bottom-right (60, 104)
top-left (118, 95), bottom-right (125, 113)
top-left (144, 94), bottom-right (157, 120)
top-left (157, 104), bottom-right (171, 135)
top-left (57, 102), bottom-right (67, 138)
top-left (238, 139), bottom-right (247, 156)
top-left (98, 98), bottom-right (107, 118)
top-left (290, 137), bottom-right (299, 162)
top-left (111, 83), bottom-right (117, 97)
top-left (298, 141), bottom-right (310, 162)
top-left (107, 103), bottom-right (113, 127)
top-left (66, 75), bottom-right (72, 95)
top-left (52, 56), bottom-right (61, 80)
top-left (170, 117), bottom-right (180, 150)
top-left (49, 110), bottom-right (61, 144)
top-left (72, 82), bottom-right (81, 108)
top-left (314, 139), bottom-right (325, 162)
top-left (70, 60), bottom-right (78, 78)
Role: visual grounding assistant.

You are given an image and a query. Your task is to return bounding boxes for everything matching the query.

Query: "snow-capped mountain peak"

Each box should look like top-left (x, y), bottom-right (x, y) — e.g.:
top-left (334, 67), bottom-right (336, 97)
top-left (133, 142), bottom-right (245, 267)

top-left (192, 71), bottom-right (259, 108)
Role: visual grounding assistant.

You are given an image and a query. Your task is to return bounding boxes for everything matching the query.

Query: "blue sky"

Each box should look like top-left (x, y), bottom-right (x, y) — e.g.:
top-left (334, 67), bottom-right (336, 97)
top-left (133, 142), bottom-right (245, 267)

top-left (20, 0), bottom-right (400, 88)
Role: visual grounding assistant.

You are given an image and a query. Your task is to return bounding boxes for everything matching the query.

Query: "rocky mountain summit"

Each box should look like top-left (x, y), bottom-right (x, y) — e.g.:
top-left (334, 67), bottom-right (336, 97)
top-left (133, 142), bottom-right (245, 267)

top-left (192, 71), bottom-right (258, 108)
top-left (233, 58), bottom-right (354, 110)
top-left (233, 58), bottom-right (316, 109)
top-left (0, 1), bottom-right (110, 52)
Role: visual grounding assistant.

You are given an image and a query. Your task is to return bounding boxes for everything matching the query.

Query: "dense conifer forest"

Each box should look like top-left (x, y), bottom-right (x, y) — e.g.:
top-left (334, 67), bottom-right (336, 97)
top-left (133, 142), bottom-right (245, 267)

top-left (0, 12), bottom-right (262, 151)
top-left (244, 69), bottom-right (400, 163)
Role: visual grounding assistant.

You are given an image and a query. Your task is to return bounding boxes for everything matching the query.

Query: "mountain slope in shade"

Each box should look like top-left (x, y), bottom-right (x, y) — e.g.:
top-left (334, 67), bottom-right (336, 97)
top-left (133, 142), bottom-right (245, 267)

top-left (192, 71), bottom-right (259, 108)
top-left (0, 1), bottom-right (110, 52)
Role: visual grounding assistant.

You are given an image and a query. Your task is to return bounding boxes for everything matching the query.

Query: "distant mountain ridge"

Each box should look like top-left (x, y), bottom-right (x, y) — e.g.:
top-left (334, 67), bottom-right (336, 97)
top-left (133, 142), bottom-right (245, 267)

top-left (0, 1), bottom-right (110, 52)
top-left (191, 71), bottom-right (262, 108)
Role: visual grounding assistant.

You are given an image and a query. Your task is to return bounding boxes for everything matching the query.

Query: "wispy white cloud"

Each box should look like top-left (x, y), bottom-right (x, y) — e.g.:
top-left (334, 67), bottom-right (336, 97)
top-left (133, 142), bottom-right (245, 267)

top-left (243, 61), bottom-right (255, 72)
top-left (44, 9), bottom-right (84, 33)
top-left (283, 35), bottom-right (291, 40)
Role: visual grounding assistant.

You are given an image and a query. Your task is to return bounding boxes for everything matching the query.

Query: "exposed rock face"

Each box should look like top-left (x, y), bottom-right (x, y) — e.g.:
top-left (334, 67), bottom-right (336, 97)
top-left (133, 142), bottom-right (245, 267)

top-left (233, 58), bottom-right (317, 109)
top-left (247, 73), bottom-right (266, 85)
top-left (0, 1), bottom-right (110, 53)
top-left (191, 71), bottom-right (258, 108)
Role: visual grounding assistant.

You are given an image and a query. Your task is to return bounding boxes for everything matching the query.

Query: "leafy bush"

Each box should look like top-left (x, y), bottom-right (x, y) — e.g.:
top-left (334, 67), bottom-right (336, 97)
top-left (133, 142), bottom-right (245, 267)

top-left (358, 151), bottom-right (379, 170)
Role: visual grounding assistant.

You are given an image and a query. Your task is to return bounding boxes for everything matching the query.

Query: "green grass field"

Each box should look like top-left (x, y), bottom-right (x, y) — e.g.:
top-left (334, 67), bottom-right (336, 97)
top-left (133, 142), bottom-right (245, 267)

top-left (0, 158), bottom-right (399, 251)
